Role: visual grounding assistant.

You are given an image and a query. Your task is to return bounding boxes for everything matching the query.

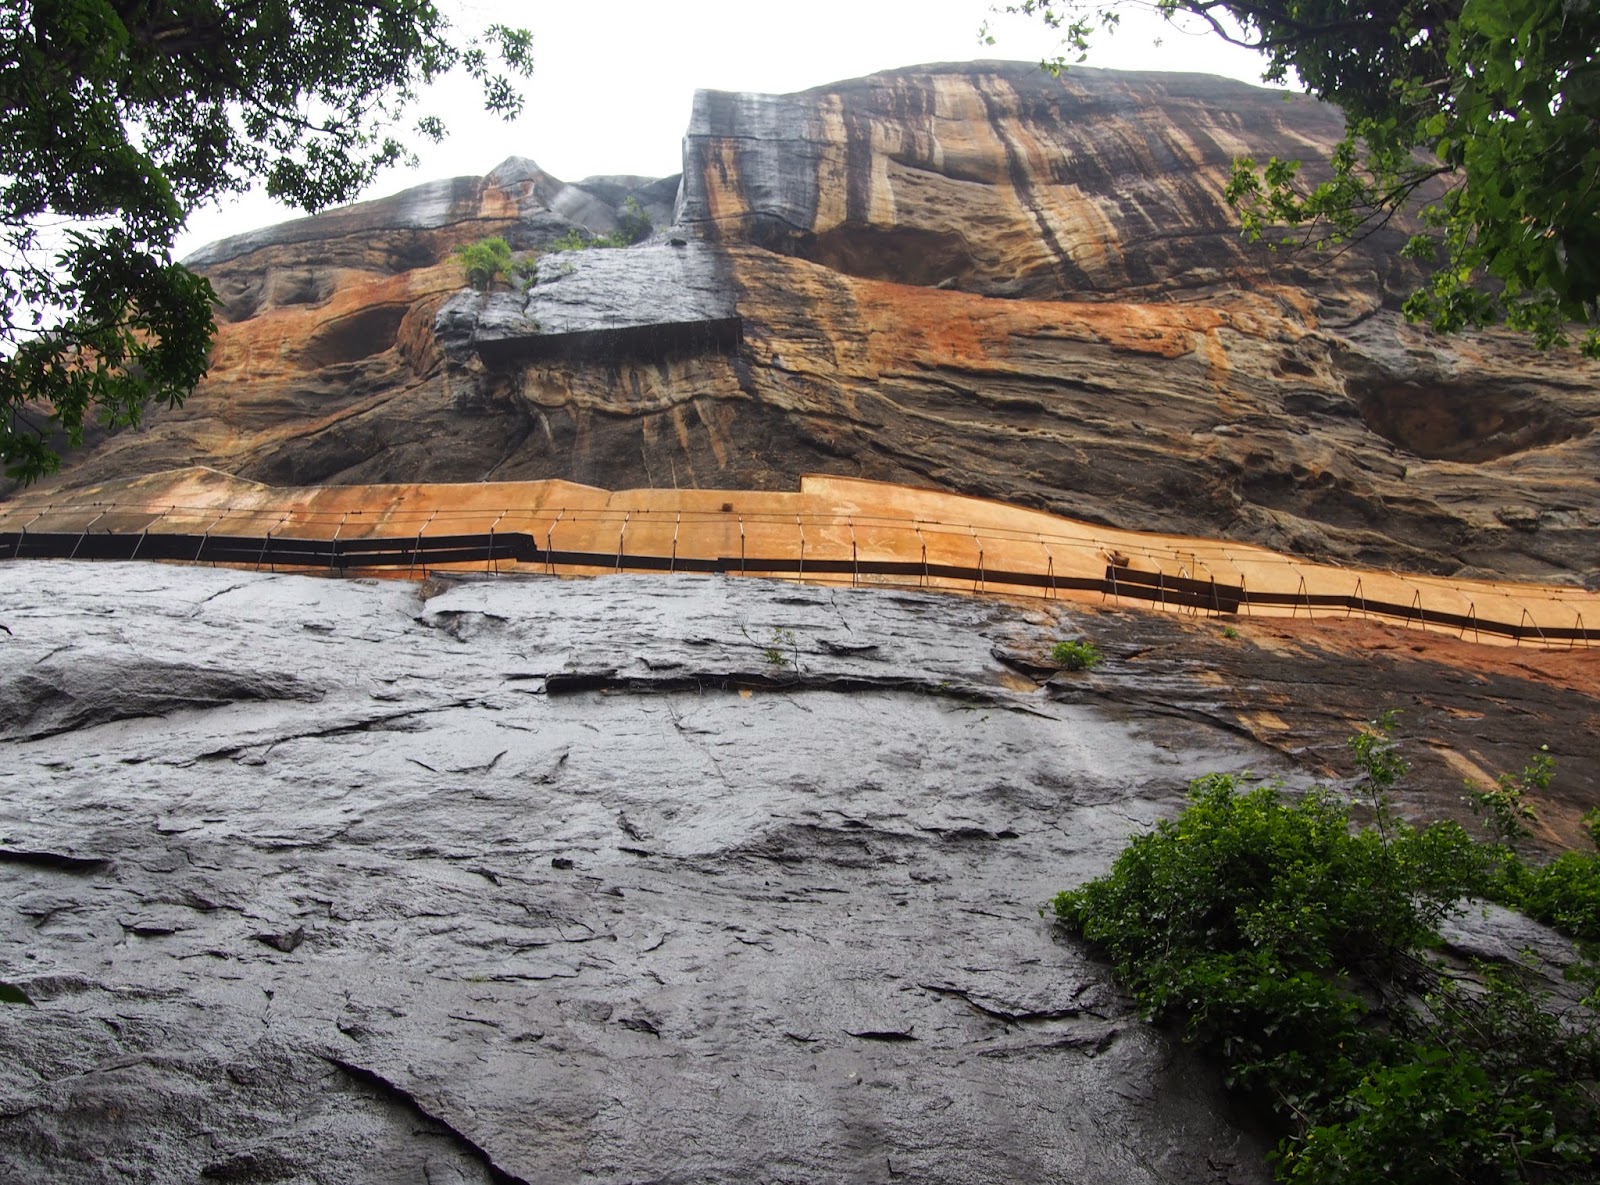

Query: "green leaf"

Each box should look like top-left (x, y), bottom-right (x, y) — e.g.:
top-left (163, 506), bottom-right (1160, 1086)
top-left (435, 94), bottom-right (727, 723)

top-left (0, 0), bottom-right (535, 480)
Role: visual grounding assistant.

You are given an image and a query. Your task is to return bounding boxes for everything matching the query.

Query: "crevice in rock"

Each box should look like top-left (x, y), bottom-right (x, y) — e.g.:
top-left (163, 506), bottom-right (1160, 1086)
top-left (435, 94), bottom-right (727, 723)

top-left (2, 662), bottom-right (325, 742)
top-left (798, 225), bottom-right (980, 289)
top-left (193, 701), bottom-right (471, 760)
top-left (1334, 354), bottom-right (1593, 462)
top-left (920, 982), bottom-right (1088, 1023)
top-left (320, 1055), bottom-right (533, 1185)
top-left (0, 847), bottom-right (110, 873)
top-left (542, 669), bottom-right (1015, 707)
top-left (299, 303), bottom-right (410, 368)
top-left (846, 1028), bottom-right (919, 1042)
top-left (975, 1027), bottom-right (1122, 1058)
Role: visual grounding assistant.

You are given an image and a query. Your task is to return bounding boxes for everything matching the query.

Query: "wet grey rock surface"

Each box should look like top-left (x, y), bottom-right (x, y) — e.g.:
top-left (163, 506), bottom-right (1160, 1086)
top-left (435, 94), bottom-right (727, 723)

top-left (435, 241), bottom-right (737, 358)
top-left (0, 561), bottom-right (1276, 1184)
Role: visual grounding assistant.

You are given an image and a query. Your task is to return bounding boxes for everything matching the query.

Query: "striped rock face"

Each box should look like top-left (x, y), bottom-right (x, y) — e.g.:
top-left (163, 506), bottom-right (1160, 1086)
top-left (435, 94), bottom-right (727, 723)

top-left (679, 65), bottom-right (1363, 304)
top-left (7, 64), bottom-right (1599, 585)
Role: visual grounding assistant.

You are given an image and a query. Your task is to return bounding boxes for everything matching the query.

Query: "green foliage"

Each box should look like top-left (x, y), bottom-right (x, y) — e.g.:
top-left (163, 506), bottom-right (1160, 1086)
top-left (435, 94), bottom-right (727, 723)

top-left (1471, 744), bottom-right (1553, 846)
top-left (1, 0), bottom-right (535, 483)
top-left (614, 196), bottom-right (654, 245)
top-left (510, 256), bottom-right (542, 289)
top-left (1489, 795), bottom-right (1600, 946)
top-left (1050, 639), bottom-right (1102, 671)
top-left (1497, 852), bottom-right (1600, 944)
top-left (453, 236), bottom-right (514, 292)
top-left (1056, 717), bottom-right (1600, 1184)
top-left (1347, 707), bottom-right (1409, 797)
top-left (763, 628), bottom-right (797, 669)
top-left (550, 227), bottom-right (592, 252)
top-left (996, 0), bottom-right (1600, 356)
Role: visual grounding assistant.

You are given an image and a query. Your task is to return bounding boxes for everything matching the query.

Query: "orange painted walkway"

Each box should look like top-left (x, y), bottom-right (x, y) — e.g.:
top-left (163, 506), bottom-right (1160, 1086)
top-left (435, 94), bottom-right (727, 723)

top-left (2, 468), bottom-right (1594, 648)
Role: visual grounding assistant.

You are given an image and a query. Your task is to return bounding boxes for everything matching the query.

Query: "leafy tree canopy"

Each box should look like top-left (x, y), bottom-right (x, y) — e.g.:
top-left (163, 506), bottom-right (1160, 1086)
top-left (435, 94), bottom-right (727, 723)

top-left (0, 0), bottom-right (534, 482)
top-left (993, 0), bottom-right (1600, 356)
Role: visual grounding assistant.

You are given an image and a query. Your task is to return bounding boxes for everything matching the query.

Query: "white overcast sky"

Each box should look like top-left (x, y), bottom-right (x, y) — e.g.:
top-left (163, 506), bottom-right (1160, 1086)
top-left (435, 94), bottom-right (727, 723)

top-left (174, 1), bottom-right (1276, 257)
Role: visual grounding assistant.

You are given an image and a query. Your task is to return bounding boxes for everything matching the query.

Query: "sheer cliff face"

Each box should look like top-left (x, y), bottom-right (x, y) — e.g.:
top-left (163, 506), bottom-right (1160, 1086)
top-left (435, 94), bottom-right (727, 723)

top-left (17, 63), bottom-right (1600, 583)
top-left (679, 65), bottom-right (1378, 308)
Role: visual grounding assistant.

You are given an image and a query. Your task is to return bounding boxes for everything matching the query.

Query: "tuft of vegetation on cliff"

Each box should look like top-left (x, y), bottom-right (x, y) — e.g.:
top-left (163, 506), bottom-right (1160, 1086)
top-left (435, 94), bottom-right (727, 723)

top-left (549, 197), bottom-right (656, 252)
top-left (1057, 712), bottom-right (1600, 1183)
top-left (454, 236), bottom-right (515, 292)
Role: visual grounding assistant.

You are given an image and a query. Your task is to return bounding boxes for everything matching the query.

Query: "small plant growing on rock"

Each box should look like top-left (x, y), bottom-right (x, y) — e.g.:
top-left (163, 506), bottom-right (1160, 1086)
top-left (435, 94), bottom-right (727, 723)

top-left (613, 196), bottom-right (653, 244)
top-left (550, 226), bottom-right (589, 252)
top-left (763, 628), bottom-right (797, 670)
top-left (510, 255), bottom-right (541, 289)
top-left (1050, 639), bottom-right (1102, 671)
top-left (1470, 744), bottom-right (1552, 846)
top-left (548, 199), bottom-right (653, 253)
top-left (453, 235), bottom-right (513, 291)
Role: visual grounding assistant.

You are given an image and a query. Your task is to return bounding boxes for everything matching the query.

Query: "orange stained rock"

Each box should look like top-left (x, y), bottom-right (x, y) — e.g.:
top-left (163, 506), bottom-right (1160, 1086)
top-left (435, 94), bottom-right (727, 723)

top-left (848, 278), bottom-right (1231, 370)
top-left (208, 262), bottom-right (461, 380)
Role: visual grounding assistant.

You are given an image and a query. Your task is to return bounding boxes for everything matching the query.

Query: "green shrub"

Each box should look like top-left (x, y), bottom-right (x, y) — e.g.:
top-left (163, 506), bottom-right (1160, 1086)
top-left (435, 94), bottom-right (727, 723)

top-left (510, 256), bottom-right (541, 288)
top-left (452, 235), bottom-right (513, 291)
top-left (615, 195), bottom-right (653, 244)
top-left (1056, 717), bottom-right (1600, 1184)
top-left (1471, 744), bottom-right (1552, 845)
top-left (1489, 798), bottom-right (1600, 945)
top-left (1050, 639), bottom-right (1102, 671)
top-left (1496, 852), bottom-right (1600, 942)
top-left (549, 227), bottom-right (589, 252)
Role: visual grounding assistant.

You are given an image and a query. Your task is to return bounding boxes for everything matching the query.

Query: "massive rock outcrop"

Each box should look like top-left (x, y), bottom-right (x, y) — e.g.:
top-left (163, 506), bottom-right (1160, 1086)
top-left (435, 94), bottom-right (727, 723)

top-left (5, 61), bottom-right (1598, 1184)
top-left (3, 561), bottom-right (1596, 1182)
top-left (7, 62), bottom-right (1599, 586)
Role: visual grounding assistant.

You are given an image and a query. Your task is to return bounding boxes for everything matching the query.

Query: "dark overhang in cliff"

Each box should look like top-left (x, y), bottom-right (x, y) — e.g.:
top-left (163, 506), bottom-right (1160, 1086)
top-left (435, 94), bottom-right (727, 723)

top-left (475, 315), bottom-right (743, 365)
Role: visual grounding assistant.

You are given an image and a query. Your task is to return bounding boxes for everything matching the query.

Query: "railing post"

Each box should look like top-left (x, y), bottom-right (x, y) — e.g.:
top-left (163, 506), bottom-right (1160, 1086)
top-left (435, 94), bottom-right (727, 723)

top-left (488, 510), bottom-right (508, 574)
top-left (256, 512), bottom-right (290, 572)
top-left (546, 509), bottom-right (564, 575)
top-left (14, 508), bottom-right (46, 558)
top-left (69, 509), bottom-right (108, 560)
top-left (408, 510), bottom-right (438, 579)
top-left (329, 511), bottom-right (350, 572)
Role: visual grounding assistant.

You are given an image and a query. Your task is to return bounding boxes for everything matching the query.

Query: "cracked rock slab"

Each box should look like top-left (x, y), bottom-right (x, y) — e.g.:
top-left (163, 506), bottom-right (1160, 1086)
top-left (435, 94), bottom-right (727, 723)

top-left (0, 561), bottom-right (1283, 1183)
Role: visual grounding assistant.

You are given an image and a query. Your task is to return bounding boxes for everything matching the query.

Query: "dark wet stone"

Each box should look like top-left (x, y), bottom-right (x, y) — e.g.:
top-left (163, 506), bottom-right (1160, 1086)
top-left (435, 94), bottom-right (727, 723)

top-left (2, 560), bottom-right (1594, 1182)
